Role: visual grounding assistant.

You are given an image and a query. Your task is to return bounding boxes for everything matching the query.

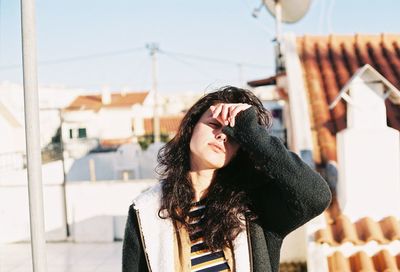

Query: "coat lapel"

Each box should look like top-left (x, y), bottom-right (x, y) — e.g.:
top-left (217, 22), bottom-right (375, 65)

top-left (133, 182), bottom-right (251, 272)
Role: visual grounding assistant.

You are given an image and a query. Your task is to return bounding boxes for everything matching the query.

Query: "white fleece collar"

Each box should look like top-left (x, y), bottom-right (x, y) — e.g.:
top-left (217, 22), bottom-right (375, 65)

top-left (133, 182), bottom-right (251, 272)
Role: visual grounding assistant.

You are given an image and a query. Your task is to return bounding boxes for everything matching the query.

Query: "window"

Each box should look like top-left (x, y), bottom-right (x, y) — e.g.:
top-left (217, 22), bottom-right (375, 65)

top-left (78, 128), bottom-right (87, 138)
top-left (68, 127), bottom-right (87, 139)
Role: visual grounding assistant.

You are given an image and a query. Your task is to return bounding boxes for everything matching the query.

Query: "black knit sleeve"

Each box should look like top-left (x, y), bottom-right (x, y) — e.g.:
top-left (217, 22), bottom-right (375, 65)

top-left (122, 204), bottom-right (148, 272)
top-left (222, 107), bottom-right (332, 238)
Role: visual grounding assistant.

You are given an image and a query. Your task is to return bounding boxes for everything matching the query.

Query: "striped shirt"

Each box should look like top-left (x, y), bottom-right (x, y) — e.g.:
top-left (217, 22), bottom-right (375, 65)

top-left (188, 200), bottom-right (231, 272)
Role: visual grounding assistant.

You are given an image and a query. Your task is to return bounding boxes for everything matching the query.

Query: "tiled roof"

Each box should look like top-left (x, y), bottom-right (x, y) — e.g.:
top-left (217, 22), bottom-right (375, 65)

top-left (314, 197), bottom-right (400, 272)
top-left (279, 262), bottom-right (306, 272)
top-left (296, 34), bottom-right (400, 165)
top-left (144, 116), bottom-right (183, 135)
top-left (100, 137), bottom-right (134, 147)
top-left (327, 250), bottom-right (400, 272)
top-left (65, 92), bottom-right (149, 111)
top-left (316, 214), bottom-right (400, 246)
top-left (315, 198), bottom-right (400, 246)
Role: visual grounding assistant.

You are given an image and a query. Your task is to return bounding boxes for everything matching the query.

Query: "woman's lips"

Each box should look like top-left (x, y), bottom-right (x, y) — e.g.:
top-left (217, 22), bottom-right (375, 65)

top-left (208, 143), bottom-right (225, 153)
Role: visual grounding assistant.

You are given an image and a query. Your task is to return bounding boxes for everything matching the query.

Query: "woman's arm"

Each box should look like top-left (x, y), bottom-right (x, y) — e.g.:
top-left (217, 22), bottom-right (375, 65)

top-left (222, 107), bottom-right (332, 238)
top-left (122, 204), bottom-right (148, 272)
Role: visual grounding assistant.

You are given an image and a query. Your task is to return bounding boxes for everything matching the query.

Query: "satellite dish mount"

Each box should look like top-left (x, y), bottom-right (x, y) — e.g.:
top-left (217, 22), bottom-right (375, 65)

top-left (262, 0), bottom-right (312, 73)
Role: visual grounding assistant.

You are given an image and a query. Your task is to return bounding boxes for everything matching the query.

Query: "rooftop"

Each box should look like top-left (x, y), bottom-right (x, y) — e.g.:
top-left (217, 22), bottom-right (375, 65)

top-left (143, 115), bottom-right (183, 135)
top-left (296, 34), bottom-right (400, 166)
top-left (65, 92), bottom-right (149, 111)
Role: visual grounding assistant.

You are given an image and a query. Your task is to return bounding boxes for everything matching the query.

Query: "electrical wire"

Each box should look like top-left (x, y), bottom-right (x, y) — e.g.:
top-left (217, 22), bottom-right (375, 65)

top-left (0, 46), bottom-right (145, 70)
top-left (159, 49), bottom-right (271, 69)
top-left (160, 51), bottom-right (219, 79)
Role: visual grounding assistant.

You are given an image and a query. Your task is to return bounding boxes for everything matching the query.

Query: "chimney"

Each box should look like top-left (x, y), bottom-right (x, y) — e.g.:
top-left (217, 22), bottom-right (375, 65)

top-left (333, 65), bottom-right (400, 221)
top-left (101, 86), bottom-right (111, 105)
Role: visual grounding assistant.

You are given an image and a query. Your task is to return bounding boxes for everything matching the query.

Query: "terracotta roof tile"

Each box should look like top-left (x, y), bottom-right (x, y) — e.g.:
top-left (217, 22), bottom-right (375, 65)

top-left (355, 217), bottom-right (388, 244)
top-left (372, 249), bottom-right (399, 271)
top-left (315, 211), bottom-right (400, 246)
top-left (297, 34), bottom-right (400, 166)
top-left (328, 250), bottom-right (400, 272)
top-left (144, 116), bottom-right (183, 135)
top-left (380, 216), bottom-right (400, 241)
top-left (327, 251), bottom-right (352, 272)
top-left (65, 92), bottom-right (149, 111)
top-left (349, 251), bottom-right (375, 271)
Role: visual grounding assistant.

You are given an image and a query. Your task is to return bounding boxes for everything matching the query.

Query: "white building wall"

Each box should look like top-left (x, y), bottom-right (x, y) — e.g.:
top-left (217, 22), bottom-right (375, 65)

top-left (0, 116), bottom-right (25, 154)
top-left (97, 108), bottom-right (133, 139)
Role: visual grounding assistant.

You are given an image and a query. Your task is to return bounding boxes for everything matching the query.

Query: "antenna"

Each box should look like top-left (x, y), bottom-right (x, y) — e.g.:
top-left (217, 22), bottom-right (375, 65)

top-left (261, 0), bottom-right (312, 72)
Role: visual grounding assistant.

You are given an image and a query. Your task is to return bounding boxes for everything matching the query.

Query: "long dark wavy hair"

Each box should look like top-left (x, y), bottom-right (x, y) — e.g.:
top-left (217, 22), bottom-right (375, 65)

top-left (157, 86), bottom-right (272, 250)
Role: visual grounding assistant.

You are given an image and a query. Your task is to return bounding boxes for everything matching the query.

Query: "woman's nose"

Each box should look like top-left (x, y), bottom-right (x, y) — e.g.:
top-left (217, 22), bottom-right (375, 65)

top-left (216, 133), bottom-right (227, 142)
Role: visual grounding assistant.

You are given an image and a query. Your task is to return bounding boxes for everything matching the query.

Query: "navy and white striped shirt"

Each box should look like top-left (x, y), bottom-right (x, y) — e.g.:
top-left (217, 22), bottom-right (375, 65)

top-left (188, 200), bottom-right (231, 272)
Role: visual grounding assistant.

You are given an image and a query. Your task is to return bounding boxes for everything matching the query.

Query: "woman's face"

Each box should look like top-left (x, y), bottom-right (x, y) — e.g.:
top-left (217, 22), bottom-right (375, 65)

top-left (189, 108), bottom-right (240, 171)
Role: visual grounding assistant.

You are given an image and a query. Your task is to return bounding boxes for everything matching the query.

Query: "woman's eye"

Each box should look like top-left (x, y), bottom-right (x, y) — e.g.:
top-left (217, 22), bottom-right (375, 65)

top-left (209, 122), bottom-right (220, 127)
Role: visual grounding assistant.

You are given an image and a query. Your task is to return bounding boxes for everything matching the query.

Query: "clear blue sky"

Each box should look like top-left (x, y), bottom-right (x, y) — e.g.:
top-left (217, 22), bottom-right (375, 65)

top-left (1, 0), bottom-right (399, 93)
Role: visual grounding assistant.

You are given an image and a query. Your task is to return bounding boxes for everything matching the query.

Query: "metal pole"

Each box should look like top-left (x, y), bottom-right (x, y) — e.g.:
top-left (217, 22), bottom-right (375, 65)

top-left (274, 0), bottom-right (284, 73)
top-left (20, 0), bottom-right (48, 271)
top-left (59, 110), bottom-right (70, 237)
top-left (274, 0), bottom-right (282, 46)
top-left (147, 43), bottom-right (161, 143)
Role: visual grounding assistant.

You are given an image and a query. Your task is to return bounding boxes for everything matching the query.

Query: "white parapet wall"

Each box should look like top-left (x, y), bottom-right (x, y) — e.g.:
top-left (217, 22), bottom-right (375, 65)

top-left (0, 176), bottom-right (156, 243)
top-left (66, 180), bottom-right (156, 242)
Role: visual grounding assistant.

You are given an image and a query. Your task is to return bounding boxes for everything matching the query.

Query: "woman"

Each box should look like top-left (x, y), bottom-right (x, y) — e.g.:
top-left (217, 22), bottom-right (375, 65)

top-left (123, 86), bottom-right (331, 272)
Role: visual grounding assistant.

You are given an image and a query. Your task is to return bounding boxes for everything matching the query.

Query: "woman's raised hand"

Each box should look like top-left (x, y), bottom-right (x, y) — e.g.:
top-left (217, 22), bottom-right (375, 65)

top-left (209, 103), bottom-right (251, 127)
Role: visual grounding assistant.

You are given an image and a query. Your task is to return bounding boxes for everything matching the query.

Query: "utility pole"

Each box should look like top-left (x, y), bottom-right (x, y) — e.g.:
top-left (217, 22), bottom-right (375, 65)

top-left (20, 0), bottom-right (48, 270)
top-left (40, 108), bottom-right (70, 238)
top-left (58, 111), bottom-right (70, 237)
top-left (146, 43), bottom-right (161, 143)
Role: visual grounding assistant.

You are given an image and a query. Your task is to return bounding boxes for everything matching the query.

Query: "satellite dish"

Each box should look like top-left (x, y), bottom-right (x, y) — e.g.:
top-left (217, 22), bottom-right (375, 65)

top-left (263, 0), bottom-right (312, 23)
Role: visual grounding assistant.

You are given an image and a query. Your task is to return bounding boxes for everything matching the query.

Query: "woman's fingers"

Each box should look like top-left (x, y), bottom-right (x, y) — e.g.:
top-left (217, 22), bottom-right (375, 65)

top-left (229, 104), bottom-right (251, 127)
top-left (221, 105), bottom-right (230, 125)
top-left (211, 104), bottom-right (223, 119)
top-left (210, 103), bottom-right (252, 127)
top-left (230, 104), bottom-right (251, 118)
top-left (210, 104), bottom-right (226, 125)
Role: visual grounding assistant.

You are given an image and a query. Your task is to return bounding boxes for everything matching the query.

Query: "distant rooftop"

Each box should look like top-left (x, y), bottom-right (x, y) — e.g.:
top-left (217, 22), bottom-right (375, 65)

top-left (144, 116), bottom-right (183, 135)
top-left (65, 91), bottom-right (149, 111)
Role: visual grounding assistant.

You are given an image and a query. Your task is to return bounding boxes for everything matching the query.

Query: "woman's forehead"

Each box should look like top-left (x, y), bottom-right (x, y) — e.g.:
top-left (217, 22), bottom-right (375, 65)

top-left (200, 108), bottom-right (213, 119)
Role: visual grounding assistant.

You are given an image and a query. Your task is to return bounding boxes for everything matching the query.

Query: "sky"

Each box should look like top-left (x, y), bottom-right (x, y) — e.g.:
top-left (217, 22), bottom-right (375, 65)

top-left (0, 0), bottom-right (400, 94)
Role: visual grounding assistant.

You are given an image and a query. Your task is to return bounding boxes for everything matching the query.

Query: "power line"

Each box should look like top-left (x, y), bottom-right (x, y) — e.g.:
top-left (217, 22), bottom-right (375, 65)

top-left (0, 46), bottom-right (145, 70)
top-left (161, 52), bottom-right (218, 79)
top-left (159, 49), bottom-right (272, 69)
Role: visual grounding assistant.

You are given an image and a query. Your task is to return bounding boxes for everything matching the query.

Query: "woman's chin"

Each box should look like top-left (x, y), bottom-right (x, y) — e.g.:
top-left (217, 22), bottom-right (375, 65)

top-left (205, 158), bottom-right (230, 169)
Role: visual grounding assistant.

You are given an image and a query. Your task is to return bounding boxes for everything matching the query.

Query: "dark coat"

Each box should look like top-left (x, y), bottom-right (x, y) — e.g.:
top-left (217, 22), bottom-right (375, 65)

top-left (122, 107), bottom-right (332, 272)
